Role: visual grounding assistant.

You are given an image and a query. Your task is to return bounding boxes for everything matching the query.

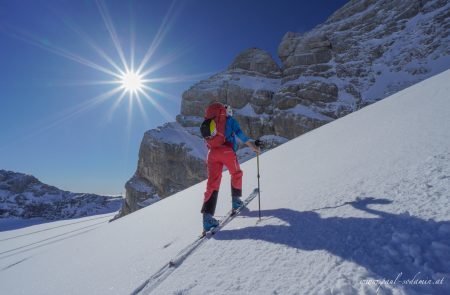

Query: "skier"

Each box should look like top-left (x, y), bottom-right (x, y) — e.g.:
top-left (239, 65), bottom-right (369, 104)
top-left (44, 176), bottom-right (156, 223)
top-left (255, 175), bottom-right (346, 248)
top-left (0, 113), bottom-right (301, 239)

top-left (199, 102), bottom-right (259, 233)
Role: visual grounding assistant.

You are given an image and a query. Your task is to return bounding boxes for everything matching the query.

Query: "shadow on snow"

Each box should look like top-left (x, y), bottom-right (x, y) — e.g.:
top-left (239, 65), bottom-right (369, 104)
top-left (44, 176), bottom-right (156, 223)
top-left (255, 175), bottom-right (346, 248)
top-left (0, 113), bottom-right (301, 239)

top-left (215, 197), bottom-right (450, 294)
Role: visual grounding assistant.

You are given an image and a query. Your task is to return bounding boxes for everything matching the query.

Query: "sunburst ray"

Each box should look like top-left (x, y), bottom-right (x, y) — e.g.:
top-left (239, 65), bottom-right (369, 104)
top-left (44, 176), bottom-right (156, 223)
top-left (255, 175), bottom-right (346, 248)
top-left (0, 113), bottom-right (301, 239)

top-left (0, 24), bottom-right (121, 79)
top-left (96, 0), bottom-right (129, 72)
top-left (46, 5), bottom-right (125, 75)
top-left (136, 0), bottom-right (182, 73)
top-left (0, 87), bottom-right (122, 151)
top-left (138, 89), bottom-right (175, 122)
top-left (142, 85), bottom-right (179, 102)
top-left (142, 71), bottom-right (214, 84)
top-left (0, 0), bottom-right (208, 146)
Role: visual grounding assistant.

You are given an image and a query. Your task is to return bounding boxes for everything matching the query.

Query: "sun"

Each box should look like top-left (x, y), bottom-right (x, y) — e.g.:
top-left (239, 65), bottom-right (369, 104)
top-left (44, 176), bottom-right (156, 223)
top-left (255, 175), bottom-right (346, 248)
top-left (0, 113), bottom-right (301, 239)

top-left (7, 0), bottom-right (192, 128)
top-left (120, 71), bottom-right (144, 94)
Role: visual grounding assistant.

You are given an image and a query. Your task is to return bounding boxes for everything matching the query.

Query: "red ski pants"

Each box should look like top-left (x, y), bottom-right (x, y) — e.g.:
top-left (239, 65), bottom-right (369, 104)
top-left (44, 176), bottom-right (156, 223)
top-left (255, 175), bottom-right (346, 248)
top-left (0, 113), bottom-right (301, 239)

top-left (203, 146), bottom-right (243, 204)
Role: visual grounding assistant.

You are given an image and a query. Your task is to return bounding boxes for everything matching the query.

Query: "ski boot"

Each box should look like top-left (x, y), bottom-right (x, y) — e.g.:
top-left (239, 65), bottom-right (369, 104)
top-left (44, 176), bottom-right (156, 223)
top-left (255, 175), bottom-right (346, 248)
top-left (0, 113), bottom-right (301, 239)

top-left (203, 213), bottom-right (219, 233)
top-left (232, 196), bottom-right (244, 213)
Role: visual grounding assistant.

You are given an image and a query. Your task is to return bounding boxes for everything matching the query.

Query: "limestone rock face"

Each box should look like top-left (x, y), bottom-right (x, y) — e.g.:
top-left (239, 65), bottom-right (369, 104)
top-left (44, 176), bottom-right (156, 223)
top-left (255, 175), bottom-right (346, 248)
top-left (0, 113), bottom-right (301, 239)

top-left (119, 177), bottom-right (159, 217)
top-left (119, 0), bottom-right (450, 217)
top-left (279, 0), bottom-right (450, 101)
top-left (137, 124), bottom-right (206, 196)
top-left (116, 123), bottom-right (207, 218)
top-left (280, 33), bottom-right (333, 78)
top-left (272, 109), bottom-right (331, 139)
top-left (228, 48), bottom-right (282, 77)
top-left (180, 49), bottom-right (280, 118)
top-left (274, 81), bottom-right (339, 111)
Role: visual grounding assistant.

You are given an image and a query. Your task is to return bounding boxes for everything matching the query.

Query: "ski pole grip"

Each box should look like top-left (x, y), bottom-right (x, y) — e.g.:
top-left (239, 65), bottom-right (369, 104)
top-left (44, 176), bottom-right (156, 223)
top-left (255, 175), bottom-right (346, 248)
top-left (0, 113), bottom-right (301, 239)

top-left (255, 139), bottom-right (263, 147)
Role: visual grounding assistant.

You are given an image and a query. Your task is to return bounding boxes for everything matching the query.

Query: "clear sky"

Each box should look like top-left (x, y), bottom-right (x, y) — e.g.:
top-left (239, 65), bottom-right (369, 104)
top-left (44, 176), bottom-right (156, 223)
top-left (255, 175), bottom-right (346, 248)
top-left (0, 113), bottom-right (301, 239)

top-left (0, 0), bottom-right (348, 195)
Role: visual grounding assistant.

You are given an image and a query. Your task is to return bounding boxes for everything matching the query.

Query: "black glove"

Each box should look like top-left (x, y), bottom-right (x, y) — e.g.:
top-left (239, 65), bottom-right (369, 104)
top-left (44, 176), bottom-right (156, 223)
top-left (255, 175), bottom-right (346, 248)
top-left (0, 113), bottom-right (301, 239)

top-left (255, 139), bottom-right (264, 148)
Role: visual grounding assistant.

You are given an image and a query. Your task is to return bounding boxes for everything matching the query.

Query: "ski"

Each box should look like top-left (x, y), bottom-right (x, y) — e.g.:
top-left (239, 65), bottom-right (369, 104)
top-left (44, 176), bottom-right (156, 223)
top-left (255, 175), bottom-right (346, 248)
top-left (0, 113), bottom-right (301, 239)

top-left (201, 188), bottom-right (259, 238)
top-left (132, 188), bottom-right (259, 295)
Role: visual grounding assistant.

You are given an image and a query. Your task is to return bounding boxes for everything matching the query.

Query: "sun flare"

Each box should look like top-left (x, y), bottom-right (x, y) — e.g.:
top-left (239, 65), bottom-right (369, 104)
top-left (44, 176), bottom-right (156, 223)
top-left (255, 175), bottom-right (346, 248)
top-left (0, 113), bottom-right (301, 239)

top-left (120, 71), bottom-right (144, 94)
top-left (6, 0), bottom-right (192, 130)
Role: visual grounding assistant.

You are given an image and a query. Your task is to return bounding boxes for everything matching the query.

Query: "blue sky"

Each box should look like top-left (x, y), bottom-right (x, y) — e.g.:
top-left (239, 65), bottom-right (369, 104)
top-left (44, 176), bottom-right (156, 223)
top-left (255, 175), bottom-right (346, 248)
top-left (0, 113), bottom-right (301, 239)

top-left (0, 0), bottom-right (348, 195)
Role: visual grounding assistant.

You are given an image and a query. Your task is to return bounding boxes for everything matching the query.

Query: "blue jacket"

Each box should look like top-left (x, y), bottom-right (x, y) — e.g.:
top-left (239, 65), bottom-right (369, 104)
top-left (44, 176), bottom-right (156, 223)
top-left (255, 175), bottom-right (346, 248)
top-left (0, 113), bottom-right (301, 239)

top-left (225, 117), bottom-right (249, 152)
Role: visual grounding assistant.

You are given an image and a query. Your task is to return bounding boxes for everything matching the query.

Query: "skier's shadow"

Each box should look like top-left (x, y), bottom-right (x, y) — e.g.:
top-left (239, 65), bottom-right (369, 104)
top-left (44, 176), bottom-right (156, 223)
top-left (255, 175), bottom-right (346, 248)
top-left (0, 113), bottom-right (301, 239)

top-left (215, 197), bottom-right (450, 293)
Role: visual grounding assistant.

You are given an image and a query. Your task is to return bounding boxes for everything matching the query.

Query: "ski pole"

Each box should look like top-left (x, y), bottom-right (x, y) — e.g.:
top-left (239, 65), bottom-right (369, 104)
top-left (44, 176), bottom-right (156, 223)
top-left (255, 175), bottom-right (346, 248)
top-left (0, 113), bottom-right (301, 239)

top-left (255, 139), bottom-right (262, 220)
top-left (257, 152), bottom-right (261, 220)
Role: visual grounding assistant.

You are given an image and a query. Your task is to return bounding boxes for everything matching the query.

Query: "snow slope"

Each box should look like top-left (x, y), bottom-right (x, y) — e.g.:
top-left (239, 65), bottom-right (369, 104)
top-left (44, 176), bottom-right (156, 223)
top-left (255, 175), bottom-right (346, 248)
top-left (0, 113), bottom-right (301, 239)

top-left (1, 70), bottom-right (449, 294)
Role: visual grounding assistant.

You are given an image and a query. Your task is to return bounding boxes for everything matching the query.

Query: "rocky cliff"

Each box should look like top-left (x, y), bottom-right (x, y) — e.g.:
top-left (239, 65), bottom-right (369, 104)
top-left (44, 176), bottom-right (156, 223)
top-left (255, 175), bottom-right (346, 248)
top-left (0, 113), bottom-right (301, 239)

top-left (118, 0), bottom-right (450, 217)
top-left (0, 170), bottom-right (122, 220)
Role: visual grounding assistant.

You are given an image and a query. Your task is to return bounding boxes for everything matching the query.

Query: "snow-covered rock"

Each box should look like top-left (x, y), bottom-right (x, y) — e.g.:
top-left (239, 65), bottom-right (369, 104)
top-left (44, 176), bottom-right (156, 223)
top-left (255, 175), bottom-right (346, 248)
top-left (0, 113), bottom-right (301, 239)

top-left (0, 170), bottom-right (121, 221)
top-left (115, 123), bottom-right (207, 218)
top-left (279, 0), bottom-right (450, 105)
top-left (121, 0), bottom-right (450, 217)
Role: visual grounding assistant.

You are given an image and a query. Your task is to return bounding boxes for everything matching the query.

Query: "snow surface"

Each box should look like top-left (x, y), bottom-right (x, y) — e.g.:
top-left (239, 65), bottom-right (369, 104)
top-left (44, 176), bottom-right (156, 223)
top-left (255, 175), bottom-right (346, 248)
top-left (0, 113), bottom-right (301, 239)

top-left (1, 71), bottom-right (449, 294)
